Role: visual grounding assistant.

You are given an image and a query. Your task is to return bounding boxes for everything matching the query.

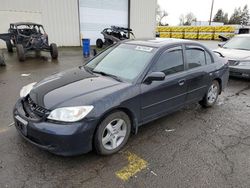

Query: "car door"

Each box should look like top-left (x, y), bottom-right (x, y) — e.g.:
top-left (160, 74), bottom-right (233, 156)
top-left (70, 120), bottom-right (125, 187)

top-left (184, 45), bottom-right (212, 103)
top-left (140, 46), bottom-right (188, 123)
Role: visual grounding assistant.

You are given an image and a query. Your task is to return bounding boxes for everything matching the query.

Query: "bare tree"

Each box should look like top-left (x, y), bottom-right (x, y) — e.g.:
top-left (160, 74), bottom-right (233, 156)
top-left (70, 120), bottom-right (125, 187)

top-left (156, 4), bottom-right (168, 26)
top-left (179, 12), bottom-right (197, 26)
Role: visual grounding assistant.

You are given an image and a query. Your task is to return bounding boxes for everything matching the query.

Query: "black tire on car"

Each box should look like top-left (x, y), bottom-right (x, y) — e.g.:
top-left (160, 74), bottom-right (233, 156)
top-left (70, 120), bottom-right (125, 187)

top-left (6, 40), bottom-right (13, 52)
top-left (94, 111), bottom-right (131, 155)
top-left (96, 38), bottom-right (103, 48)
top-left (50, 43), bottom-right (58, 59)
top-left (16, 44), bottom-right (25, 62)
top-left (199, 80), bottom-right (220, 108)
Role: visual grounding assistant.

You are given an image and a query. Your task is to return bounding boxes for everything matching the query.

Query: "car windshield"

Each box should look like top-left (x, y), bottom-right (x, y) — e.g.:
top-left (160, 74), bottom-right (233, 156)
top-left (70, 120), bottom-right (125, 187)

top-left (85, 44), bottom-right (156, 82)
top-left (223, 36), bottom-right (250, 50)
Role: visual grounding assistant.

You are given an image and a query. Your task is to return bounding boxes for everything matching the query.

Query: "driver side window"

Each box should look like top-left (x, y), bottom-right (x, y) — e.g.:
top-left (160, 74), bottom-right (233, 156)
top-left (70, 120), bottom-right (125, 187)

top-left (152, 46), bottom-right (184, 76)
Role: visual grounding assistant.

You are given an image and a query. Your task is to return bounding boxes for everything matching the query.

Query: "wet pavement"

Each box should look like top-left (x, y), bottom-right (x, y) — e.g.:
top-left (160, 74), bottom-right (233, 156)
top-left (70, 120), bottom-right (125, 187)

top-left (0, 41), bottom-right (250, 188)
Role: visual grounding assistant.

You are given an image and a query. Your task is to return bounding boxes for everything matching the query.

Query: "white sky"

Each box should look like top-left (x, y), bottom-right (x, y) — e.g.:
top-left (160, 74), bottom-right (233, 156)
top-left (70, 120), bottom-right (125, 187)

top-left (158, 0), bottom-right (250, 25)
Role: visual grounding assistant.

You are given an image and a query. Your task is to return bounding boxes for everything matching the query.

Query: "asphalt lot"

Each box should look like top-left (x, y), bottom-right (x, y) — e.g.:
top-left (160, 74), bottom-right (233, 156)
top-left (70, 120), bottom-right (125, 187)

top-left (0, 41), bottom-right (250, 188)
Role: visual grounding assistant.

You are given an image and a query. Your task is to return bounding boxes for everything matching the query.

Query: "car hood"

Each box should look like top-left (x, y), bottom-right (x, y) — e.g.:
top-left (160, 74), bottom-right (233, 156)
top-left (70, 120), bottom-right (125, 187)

top-left (214, 48), bottom-right (250, 60)
top-left (29, 67), bottom-right (129, 109)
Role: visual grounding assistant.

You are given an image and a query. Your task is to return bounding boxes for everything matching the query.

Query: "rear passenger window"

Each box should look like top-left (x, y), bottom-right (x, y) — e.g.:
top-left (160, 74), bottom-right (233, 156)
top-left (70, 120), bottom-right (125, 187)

top-left (153, 46), bottom-right (184, 76)
top-left (205, 51), bottom-right (213, 64)
top-left (186, 46), bottom-right (206, 69)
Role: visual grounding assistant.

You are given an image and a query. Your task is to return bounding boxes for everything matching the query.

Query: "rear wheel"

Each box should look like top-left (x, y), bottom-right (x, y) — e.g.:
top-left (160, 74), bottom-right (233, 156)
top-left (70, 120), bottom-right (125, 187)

top-left (16, 44), bottom-right (25, 62)
top-left (199, 80), bottom-right (220, 107)
top-left (94, 111), bottom-right (131, 155)
top-left (50, 43), bottom-right (58, 59)
top-left (6, 40), bottom-right (13, 52)
top-left (96, 38), bottom-right (103, 48)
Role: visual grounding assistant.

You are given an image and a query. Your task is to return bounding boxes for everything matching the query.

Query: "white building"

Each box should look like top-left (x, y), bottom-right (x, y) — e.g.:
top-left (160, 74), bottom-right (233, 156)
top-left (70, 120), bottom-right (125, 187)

top-left (0, 0), bottom-right (157, 47)
top-left (191, 21), bottom-right (224, 26)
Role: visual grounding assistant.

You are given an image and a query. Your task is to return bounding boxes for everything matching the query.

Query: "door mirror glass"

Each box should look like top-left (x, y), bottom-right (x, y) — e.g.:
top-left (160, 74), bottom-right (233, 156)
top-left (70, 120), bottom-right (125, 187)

top-left (144, 72), bottom-right (165, 84)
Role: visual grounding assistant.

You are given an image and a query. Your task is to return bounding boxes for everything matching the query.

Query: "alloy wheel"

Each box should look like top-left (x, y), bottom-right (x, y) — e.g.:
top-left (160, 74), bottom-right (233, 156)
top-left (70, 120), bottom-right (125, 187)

top-left (101, 118), bottom-right (127, 150)
top-left (207, 83), bottom-right (218, 104)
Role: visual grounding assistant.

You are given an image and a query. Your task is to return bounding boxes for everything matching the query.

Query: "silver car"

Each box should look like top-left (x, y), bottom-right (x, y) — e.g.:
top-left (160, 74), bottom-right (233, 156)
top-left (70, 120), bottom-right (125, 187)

top-left (214, 34), bottom-right (250, 78)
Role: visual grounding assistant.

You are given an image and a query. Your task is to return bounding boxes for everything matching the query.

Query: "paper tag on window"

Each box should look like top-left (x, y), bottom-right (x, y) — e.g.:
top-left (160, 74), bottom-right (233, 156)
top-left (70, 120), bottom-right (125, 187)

top-left (135, 46), bottom-right (153, 52)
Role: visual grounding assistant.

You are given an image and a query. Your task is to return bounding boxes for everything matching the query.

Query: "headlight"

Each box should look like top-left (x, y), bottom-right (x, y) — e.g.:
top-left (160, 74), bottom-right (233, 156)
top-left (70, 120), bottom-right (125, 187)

top-left (20, 82), bottom-right (37, 98)
top-left (238, 61), bottom-right (250, 66)
top-left (47, 106), bottom-right (94, 122)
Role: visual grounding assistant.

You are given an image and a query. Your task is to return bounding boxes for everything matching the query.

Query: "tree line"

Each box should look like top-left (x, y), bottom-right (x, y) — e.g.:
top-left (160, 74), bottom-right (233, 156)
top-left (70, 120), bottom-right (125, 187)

top-left (213, 5), bottom-right (249, 25)
top-left (156, 4), bottom-right (250, 26)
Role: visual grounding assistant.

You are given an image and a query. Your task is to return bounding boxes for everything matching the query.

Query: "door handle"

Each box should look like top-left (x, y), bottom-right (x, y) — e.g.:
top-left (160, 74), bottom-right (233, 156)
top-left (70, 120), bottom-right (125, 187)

top-left (178, 79), bottom-right (185, 86)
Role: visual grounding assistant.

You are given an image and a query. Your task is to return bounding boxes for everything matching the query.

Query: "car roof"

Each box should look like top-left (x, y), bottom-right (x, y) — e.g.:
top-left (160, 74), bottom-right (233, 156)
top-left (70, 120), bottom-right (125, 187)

top-left (124, 38), bottom-right (202, 48)
top-left (10, 22), bottom-right (42, 26)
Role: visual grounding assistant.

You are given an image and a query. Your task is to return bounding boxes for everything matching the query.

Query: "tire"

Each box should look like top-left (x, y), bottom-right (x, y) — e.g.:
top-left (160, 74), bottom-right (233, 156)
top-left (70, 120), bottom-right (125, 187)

top-left (50, 43), bottom-right (58, 59)
top-left (0, 56), bottom-right (6, 66)
top-left (94, 111), bottom-right (131, 155)
top-left (6, 40), bottom-right (13, 52)
top-left (96, 38), bottom-right (103, 48)
top-left (199, 80), bottom-right (220, 108)
top-left (16, 44), bottom-right (25, 62)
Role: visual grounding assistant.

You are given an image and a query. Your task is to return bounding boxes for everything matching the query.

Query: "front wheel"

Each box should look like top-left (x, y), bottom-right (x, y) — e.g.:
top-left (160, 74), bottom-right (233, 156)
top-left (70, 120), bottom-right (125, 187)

top-left (16, 44), bottom-right (25, 61)
top-left (94, 111), bottom-right (131, 155)
top-left (199, 80), bottom-right (220, 107)
top-left (96, 38), bottom-right (103, 48)
top-left (50, 43), bottom-right (58, 59)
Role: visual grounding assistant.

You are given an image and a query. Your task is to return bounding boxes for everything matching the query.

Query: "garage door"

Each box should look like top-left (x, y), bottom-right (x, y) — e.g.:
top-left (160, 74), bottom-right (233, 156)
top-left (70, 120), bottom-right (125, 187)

top-left (79, 0), bottom-right (128, 45)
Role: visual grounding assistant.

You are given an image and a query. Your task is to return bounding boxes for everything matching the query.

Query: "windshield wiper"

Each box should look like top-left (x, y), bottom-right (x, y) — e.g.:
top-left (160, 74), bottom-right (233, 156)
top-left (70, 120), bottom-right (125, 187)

top-left (233, 48), bottom-right (250, 51)
top-left (92, 70), bottom-right (123, 82)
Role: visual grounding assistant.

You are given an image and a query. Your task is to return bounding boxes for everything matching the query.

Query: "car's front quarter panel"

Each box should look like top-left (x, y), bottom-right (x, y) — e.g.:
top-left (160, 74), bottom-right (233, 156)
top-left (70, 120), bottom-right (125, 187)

top-left (55, 83), bottom-right (141, 127)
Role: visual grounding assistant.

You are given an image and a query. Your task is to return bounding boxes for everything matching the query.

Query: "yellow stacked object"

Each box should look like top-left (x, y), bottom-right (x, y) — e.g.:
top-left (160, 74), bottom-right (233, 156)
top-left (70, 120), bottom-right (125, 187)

top-left (184, 26), bottom-right (199, 32)
top-left (171, 32), bottom-right (184, 39)
top-left (214, 26), bottom-right (235, 32)
top-left (157, 26), bottom-right (171, 32)
top-left (184, 33), bottom-right (198, 39)
top-left (198, 33), bottom-right (213, 40)
top-left (198, 26), bottom-right (215, 32)
top-left (160, 32), bottom-right (171, 38)
top-left (156, 26), bottom-right (236, 40)
top-left (170, 26), bottom-right (185, 32)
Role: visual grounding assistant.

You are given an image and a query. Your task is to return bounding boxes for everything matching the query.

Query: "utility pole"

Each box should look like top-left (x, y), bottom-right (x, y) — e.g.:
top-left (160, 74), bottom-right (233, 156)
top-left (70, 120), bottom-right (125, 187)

top-left (209, 0), bottom-right (214, 25)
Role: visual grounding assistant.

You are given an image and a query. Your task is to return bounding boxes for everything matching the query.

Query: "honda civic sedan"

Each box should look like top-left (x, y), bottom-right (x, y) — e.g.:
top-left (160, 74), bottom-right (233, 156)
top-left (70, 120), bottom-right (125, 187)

top-left (214, 34), bottom-right (250, 78)
top-left (13, 38), bottom-right (229, 156)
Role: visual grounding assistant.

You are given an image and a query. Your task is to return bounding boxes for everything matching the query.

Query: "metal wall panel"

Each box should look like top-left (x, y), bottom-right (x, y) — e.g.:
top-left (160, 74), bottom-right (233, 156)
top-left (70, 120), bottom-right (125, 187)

top-left (130, 0), bottom-right (157, 39)
top-left (41, 0), bottom-right (80, 46)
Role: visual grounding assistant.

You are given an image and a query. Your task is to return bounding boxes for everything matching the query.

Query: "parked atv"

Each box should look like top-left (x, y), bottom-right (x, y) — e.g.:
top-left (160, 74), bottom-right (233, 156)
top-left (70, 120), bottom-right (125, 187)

top-left (96, 26), bottom-right (135, 48)
top-left (0, 22), bottom-right (58, 61)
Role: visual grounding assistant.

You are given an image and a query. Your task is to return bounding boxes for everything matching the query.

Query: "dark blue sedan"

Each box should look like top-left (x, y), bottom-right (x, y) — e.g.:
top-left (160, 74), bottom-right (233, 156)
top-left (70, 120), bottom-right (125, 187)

top-left (13, 39), bottom-right (229, 156)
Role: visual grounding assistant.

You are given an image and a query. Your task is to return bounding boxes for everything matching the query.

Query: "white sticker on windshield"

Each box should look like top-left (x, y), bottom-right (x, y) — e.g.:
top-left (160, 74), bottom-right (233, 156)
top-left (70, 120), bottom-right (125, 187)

top-left (135, 46), bottom-right (153, 52)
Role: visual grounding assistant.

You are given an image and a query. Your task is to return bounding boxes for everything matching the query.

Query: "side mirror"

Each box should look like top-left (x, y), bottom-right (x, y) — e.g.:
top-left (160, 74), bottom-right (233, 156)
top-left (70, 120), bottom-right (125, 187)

top-left (144, 72), bottom-right (165, 84)
top-left (218, 42), bottom-right (225, 47)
